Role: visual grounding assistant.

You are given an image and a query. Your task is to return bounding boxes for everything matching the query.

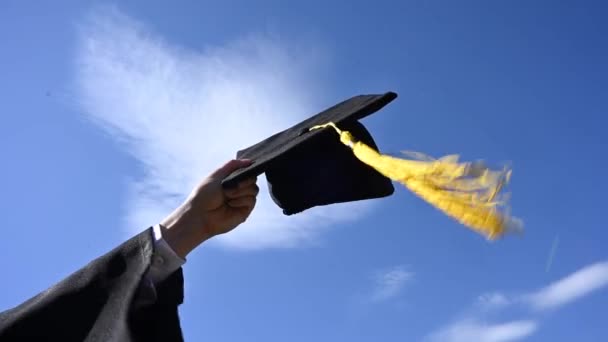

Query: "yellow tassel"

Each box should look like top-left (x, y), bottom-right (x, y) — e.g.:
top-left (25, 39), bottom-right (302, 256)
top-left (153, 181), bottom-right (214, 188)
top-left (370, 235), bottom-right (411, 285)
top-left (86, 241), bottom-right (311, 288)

top-left (310, 122), bottom-right (522, 240)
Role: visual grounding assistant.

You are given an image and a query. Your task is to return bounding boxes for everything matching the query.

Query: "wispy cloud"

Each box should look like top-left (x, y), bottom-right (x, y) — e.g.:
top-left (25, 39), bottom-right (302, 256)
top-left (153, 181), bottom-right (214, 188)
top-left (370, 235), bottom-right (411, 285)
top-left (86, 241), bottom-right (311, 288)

top-left (75, 7), bottom-right (374, 250)
top-left (527, 261), bottom-right (608, 311)
top-left (426, 260), bottom-right (608, 341)
top-left (370, 265), bottom-right (412, 302)
top-left (427, 319), bottom-right (538, 342)
top-left (476, 292), bottom-right (511, 311)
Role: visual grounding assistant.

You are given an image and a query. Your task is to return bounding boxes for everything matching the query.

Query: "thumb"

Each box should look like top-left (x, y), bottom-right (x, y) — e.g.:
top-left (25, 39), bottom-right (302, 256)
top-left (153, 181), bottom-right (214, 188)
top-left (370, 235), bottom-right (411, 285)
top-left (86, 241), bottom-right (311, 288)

top-left (211, 159), bottom-right (253, 179)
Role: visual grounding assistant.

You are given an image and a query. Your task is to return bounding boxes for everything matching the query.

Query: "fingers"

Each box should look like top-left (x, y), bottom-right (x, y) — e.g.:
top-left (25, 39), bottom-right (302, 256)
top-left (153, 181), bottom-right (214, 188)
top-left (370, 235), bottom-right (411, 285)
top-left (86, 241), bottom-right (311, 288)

top-left (227, 195), bottom-right (257, 209)
top-left (229, 196), bottom-right (257, 224)
top-left (211, 159), bottom-right (253, 179)
top-left (235, 176), bottom-right (257, 188)
top-left (224, 178), bottom-right (258, 199)
top-left (225, 185), bottom-right (259, 199)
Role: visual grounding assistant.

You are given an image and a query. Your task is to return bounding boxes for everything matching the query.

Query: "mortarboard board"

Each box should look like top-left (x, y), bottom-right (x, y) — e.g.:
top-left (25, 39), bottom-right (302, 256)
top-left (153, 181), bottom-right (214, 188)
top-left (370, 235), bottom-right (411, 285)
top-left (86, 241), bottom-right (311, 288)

top-left (222, 92), bottom-right (398, 215)
top-left (223, 91), bottom-right (522, 240)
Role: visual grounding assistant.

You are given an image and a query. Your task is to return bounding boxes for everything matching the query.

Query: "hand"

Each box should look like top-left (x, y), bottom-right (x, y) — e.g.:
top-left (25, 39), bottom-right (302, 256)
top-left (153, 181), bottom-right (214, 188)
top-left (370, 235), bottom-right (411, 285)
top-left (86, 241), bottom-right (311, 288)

top-left (160, 159), bottom-right (259, 258)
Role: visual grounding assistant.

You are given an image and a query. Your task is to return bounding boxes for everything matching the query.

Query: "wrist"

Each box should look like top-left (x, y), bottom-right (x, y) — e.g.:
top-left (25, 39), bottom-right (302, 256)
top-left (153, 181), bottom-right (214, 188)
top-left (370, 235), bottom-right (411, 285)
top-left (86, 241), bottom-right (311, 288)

top-left (160, 203), bottom-right (212, 258)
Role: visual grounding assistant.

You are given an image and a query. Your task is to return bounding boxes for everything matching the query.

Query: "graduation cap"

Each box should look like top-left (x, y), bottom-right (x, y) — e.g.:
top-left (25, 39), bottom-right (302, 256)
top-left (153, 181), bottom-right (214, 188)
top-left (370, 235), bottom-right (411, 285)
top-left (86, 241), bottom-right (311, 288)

top-left (223, 92), bottom-right (522, 240)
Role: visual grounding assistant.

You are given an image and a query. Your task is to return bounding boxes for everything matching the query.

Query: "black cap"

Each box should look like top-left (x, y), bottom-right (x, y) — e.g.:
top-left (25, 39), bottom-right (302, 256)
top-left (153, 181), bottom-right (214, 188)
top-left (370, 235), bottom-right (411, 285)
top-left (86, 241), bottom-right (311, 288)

top-left (222, 91), bottom-right (398, 215)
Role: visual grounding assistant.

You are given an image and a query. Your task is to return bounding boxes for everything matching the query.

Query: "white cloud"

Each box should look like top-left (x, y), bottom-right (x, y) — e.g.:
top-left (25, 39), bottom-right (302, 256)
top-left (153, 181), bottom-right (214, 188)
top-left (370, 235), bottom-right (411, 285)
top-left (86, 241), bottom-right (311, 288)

top-left (476, 292), bottom-right (511, 311)
top-left (427, 319), bottom-right (538, 342)
top-left (426, 260), bottom-right (608, 341)
top-left (527, 261), bottom-right (608, 311)
top-left (370, 265), bottom-right (412, 302)
top-left (75, 7), bottom-right (374, 250)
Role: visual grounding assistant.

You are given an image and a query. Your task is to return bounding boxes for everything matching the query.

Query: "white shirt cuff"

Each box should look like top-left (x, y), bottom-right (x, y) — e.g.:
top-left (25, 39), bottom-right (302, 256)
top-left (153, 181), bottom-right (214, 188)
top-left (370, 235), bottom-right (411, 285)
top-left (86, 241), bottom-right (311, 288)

top-left (146, 224), bottom-right (186, 284)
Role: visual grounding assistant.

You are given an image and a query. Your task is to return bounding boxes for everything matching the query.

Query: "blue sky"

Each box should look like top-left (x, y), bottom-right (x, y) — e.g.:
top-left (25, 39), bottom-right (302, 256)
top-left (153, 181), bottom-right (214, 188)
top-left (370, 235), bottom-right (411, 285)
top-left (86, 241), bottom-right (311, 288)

top-left (1, 1), bottom-right (607, 341)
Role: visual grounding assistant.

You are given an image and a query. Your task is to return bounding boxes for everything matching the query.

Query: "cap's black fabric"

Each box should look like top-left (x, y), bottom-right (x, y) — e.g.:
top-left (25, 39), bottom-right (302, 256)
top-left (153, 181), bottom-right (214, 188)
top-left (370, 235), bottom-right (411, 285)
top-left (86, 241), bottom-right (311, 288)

top-left (223, 91), bottom-right (398, 215)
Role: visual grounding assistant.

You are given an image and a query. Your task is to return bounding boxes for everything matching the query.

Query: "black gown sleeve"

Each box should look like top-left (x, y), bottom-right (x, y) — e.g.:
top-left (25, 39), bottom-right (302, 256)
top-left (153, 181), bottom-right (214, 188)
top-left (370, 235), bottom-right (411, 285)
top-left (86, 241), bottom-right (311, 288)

top-left (0, 228), bottom-right (185, 342)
